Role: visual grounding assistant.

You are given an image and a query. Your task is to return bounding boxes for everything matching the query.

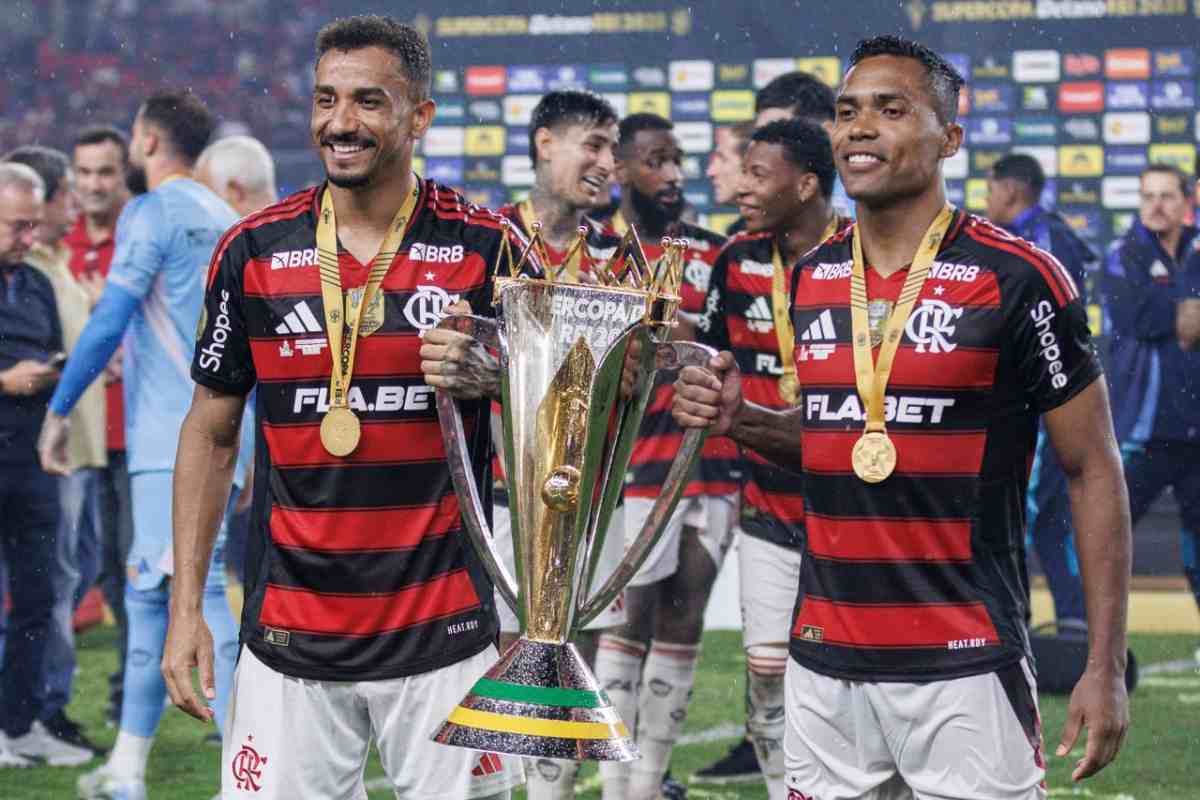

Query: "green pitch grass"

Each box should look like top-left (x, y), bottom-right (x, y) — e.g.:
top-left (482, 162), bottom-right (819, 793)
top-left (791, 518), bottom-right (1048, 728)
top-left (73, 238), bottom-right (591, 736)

top-left (2, 627), bottom-right (1196, 799)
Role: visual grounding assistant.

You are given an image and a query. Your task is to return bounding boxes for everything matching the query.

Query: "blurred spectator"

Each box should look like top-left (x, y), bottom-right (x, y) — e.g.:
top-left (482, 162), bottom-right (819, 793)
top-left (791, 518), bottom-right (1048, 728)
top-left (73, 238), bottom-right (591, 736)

top-left (987, 152), bottom-right (1096, 626)
top-left (1102, 164), bottom-right (1200, 629)
top-left (706, 122), bottom-right (752, 235)
top-left (195, 134), bottom-right (278, 217)
top-left (64, 125), bottom-right (135, 726)
top-left (4, 145), bottom-right (108, 757)
top-left (0, 161), bottom-right (91, 767)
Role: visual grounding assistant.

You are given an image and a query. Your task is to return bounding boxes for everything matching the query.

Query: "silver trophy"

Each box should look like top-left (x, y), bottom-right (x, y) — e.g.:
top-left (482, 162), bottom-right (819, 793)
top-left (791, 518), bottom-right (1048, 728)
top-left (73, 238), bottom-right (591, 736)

top-left (431, 226), bottom-right (714, 761)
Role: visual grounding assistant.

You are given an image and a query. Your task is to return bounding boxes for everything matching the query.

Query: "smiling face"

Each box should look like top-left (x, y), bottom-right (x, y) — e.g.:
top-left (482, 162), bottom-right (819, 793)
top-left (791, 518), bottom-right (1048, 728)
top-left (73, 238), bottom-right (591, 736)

top-left (311, 46), bottom-right (434, 190)
top-left (617, 127), bottom-right (685, 222)
top-left (74, 139), bottom-right (127, 218)
top-left (536, 119), bottom-right (618, 209)
top-left (735, 140), bottom-right (809, 234)
top-left (832, 54), bottom-right (961, 209)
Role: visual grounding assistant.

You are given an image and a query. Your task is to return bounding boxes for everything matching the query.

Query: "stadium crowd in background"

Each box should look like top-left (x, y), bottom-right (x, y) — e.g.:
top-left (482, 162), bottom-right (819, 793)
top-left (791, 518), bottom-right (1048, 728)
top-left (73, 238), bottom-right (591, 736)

top-left (0, 9), bottom-right (1194, 800)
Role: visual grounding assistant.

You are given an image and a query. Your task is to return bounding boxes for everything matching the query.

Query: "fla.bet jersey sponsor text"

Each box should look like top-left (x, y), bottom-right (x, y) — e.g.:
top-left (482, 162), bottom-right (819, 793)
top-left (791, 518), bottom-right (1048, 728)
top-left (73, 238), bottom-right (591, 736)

top-left (193, 179), bottom-right (519, 681)
top-left (607, 221), bottom-right (741, 499)
top-left (696, 222), bottom-right (851, 552)
top-left (788, 210), bottom-right (1101, 681)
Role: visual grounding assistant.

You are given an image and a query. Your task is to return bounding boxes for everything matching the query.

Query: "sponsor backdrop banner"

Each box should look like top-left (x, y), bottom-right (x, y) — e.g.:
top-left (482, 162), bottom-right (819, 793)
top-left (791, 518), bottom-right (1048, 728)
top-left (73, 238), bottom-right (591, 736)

top-left (298, 0), bottom-right (1200, 251)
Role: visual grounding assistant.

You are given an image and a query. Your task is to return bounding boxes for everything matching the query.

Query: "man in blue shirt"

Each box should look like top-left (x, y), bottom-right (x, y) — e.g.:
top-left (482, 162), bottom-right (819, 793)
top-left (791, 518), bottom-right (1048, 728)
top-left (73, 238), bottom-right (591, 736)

top-left (1103, 163), bottom-right (1200, 638)
top-left (987, 152), bottom-right (1096, 626)
top-left (0, 162), bottom-right (98, 768)
top-left (38, 90), bottom-right (247, 799)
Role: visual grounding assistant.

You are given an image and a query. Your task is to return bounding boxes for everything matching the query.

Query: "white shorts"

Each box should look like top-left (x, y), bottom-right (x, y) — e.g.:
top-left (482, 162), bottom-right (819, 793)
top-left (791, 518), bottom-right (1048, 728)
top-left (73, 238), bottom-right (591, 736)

top-left (492, 501), bottom-right (626, 634)
top-left (623, 493), bottom-right (737, 587)
top-left (738, 533), bottom-right (802, 648)
top-left (784, 658), bottom-right (1047, 800)
top-left (222, 645), bottom-right (523, 800)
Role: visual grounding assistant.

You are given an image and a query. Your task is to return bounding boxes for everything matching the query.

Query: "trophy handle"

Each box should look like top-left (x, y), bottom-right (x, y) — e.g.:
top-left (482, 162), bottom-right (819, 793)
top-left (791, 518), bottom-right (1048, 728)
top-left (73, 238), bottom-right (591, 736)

top-left (434, 314), bottom-right (520, 613)
top-left (575, 340), bottom-right (717, 626)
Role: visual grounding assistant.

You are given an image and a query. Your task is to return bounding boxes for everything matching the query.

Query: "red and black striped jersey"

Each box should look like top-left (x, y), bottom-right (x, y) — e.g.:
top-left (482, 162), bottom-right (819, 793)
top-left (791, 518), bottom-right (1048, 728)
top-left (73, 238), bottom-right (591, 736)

top-left (192, 179), bottom-right (521, 681)
top-left (604, 220), bottom-right (740, 499)
top-left (787, 209), bottom-right (1101, 682)
top-left (697, 231), bottom-right (809, 550)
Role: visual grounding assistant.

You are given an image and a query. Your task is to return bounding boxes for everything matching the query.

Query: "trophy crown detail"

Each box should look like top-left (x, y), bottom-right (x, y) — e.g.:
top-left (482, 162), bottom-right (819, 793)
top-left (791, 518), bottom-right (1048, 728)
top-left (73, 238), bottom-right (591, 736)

top-left (495, 215), bottom-right (686, 307)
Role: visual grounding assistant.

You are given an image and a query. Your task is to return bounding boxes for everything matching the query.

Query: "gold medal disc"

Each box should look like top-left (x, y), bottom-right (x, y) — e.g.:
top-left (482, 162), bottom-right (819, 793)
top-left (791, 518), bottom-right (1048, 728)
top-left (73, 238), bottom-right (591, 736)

top-left (320, 406), bottom-right (362, 457)
top-left (851, 430), bottom-right (897, 484)
top-left (778, 373), bottom-right (798, 404)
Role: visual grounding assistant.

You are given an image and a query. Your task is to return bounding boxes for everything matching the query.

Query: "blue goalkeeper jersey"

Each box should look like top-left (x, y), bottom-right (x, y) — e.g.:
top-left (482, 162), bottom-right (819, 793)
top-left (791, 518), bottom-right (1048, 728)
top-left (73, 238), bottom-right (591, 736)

top-left (105, 177), bottom-right (240, 473)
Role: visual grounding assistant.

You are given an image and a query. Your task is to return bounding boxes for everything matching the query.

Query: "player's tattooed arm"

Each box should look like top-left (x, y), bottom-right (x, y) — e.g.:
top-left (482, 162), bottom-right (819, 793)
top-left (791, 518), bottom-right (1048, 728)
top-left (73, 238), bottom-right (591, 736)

top-left (420, 327), bottom-right (501, 400)
top-left (672, 350), bottom-right (804, 472)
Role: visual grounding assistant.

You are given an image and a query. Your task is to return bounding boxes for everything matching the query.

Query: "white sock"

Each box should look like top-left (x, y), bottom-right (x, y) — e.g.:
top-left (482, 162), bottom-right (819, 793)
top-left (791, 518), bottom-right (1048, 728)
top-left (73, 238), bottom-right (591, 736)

top-left (746, 645), bottom-right (789, 800)
top-left (628, 641), bottom-right (700, 800)
top-left (595, 634), bottom-right (646, 800)
top-left (107, 730), bottom-right (154, 781)
top-left (525, 757), bottom-right (579, 799)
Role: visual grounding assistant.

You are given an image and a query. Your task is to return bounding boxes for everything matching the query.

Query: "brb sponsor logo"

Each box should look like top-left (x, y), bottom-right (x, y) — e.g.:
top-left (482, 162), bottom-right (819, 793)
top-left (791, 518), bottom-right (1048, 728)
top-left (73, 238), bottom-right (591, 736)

top-left (293, 384), bottom-right (434, 415)
top-left (198, 290), bottom-right (232, 371)
top-left (1031, 300), bottom-right (1068, 389)
top-left (270, 248), bottom-right (317, 270)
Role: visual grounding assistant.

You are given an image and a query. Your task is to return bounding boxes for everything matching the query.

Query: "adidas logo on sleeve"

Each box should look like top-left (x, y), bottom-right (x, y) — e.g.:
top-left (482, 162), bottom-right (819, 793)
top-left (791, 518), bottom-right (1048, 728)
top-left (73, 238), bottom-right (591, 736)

top-left (797, 309), bottom-right (836, 361)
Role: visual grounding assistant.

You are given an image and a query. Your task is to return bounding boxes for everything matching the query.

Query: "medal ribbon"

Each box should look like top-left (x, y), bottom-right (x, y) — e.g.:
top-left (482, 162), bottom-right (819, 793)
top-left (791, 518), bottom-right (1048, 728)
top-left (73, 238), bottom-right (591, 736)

top-left (772, 215), bottom-right (841, 404)
top-left (316, 178), bottom-right (420, 412)
top-left (518, 199), bottom-right (580, 281)
top-left (849, 205), bottom-right (954, 435)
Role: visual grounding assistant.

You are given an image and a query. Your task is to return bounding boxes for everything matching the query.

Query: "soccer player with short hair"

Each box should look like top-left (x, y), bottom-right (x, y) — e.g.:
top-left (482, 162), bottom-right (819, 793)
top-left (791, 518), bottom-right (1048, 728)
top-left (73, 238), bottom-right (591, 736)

top-left (593, 112), bottom-right (735, 800)
top-left (487, 88), bottom-right (629, 799)
top-left (695, 118), bottom-right (849, 799)
top-left (164, 16), bottom-right (522, 799)
top-left (675, 35), bottom-right (1131, 798)
top-left (39, 89), bottom-right (250, 799)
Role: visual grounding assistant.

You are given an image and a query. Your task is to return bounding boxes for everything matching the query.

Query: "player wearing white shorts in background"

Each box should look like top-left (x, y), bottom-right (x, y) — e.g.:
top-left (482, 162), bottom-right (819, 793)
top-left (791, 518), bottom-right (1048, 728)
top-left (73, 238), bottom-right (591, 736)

top-left (695, 117), bottom-right (849, 799)
top-left (165, 17), bottom-right (527, 799)
top-left (593, 113), bottom-right (740, 800)
top-left (675, 34), bottom-right (1131, 800)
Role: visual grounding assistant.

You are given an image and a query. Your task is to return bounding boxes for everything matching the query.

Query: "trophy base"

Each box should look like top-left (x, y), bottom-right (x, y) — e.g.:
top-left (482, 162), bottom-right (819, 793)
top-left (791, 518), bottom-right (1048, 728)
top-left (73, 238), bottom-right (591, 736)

top-left (432, 638), bottom-right (639, 762)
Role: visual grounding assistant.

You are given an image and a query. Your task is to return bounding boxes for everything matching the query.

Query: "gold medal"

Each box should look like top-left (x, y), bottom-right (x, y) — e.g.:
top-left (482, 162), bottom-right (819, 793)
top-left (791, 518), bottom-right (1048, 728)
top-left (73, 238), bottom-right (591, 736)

top-left (851, 430), bottom-right (897, 484)
top-left (315, 177), bottom-right (420, 457)
top-left (319, 406), bottom-right (361, 457)
top-left (848, 206), bottom-right (955, 483)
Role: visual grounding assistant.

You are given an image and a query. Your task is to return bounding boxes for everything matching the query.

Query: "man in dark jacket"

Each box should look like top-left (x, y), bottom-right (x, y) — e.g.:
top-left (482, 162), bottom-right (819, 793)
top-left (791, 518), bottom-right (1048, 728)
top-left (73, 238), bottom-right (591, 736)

top-left (988, 153), bottom-right (1097, 625)
top-left (1103, 164), bottom-right (1200, 633)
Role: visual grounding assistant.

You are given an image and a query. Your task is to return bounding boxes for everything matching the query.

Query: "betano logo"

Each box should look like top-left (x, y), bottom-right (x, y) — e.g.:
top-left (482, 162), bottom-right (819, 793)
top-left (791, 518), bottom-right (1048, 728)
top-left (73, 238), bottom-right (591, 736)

top-left (1148, 144), bottom-right (1196, 175)
top-left (710, 91), bottom-right (754, 122)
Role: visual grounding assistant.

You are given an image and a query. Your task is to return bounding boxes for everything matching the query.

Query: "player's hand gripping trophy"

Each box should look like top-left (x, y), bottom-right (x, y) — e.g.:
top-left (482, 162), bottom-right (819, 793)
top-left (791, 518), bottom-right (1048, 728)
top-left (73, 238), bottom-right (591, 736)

top-left (432, 221), bottom-right (714, 761)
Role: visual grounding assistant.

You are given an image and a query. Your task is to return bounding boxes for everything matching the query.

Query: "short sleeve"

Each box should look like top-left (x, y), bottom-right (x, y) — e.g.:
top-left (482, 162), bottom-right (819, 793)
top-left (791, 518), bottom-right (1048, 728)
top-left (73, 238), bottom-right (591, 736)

top-left (695, 245), bottom-right (732, 352)
top-left (1009, 257), bottom-right (1102, 413)
top-left (191, 232), bottom-right (256, 395)
top-left (105, 195), bottom-right (165, 301)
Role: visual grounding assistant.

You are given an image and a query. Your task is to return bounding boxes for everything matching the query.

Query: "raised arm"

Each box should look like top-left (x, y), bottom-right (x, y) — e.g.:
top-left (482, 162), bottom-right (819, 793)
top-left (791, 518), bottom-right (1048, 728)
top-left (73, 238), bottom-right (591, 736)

top-left (1043, 378), bottom-right (1131, 781)
top-left (163, 385), bottom-right (247, 722)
